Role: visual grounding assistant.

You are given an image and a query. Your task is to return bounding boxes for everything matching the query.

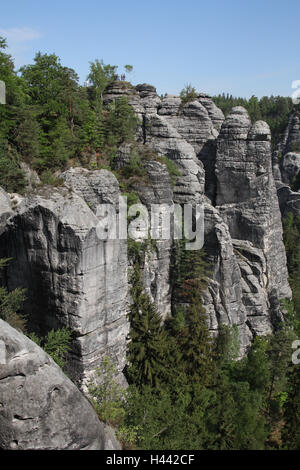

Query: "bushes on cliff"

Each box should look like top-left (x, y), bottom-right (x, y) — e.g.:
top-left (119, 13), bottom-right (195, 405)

top-left (0, 36), bottom-right (138, 186)
top-left (0, 140), bottom-right (26, 193)
top-left (180, 84), bottom-right (198, 105)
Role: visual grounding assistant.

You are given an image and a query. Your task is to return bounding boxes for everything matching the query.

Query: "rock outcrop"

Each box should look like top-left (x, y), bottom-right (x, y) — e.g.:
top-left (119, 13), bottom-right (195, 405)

top-left (0, 172), bottom-right (129, 387)
top-left (277, 112), bottom-right (300, 156)
top-left (280, 152), bottom-right (300, 185)
top-left (103, 85), bottom-right (291, 347)
top-left (215, 108), bottom-right (291, 333)
top-left (273, 110), bottom-right (300, 219)
top-left (0, 83), bottom-right (293, 390)
top-left (0, 319), bottom-right (120, 450)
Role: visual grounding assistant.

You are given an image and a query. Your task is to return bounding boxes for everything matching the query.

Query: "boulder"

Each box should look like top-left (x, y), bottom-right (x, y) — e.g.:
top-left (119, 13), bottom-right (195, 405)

top-left (0, 319), bottom-right (121, 450)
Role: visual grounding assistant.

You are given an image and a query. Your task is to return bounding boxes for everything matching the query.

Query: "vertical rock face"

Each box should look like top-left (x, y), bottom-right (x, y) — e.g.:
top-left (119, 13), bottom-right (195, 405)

top-left (273, 111), bottom-right (300, 187)
top-left (215, 107), bottom-right (291, 333)
top-left (0, 319), bottom-right (121, 450)
top-left (274, 111), bottom-right (300, 219)
top-left (280, 152), bottom-right (300, 185)
top-left (203, 204), bottom-right (252, 352)
top-left (0, 172), bottom-right (129, 386)
top-left (130, 159), bottom-right (173, 319)
top-left (103, 84), bottom-right (291, 348)
top-left (278, 112), bottom-right (300, 156)
top-left (105, 82), bottom-right (225, 204)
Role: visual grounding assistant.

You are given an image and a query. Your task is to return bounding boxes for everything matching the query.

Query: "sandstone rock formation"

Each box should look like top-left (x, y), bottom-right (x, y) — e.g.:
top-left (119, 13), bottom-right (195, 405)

top-left (102, 84), bottom-right (291, 348)
top-left (0, 173), bottom-right (129, 387)
top-left (280, 152), bottom-right (300, 185)
top-left (274, 111), bottom-right (300, 219)
top-left (0, 82), bottom-right (293, 388)
top-left (215, 108), bottom-right (291, 333)
top-left (0, 319), bottom-right (120, 450)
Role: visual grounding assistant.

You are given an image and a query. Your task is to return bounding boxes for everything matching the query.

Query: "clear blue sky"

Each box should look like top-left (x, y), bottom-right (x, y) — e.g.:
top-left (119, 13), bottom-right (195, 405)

top-left (1, 0), bottom-right (299, 98)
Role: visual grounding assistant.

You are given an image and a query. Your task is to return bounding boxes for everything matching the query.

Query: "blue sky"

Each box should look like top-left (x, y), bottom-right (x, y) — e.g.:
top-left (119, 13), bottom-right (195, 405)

top-left (1, 0), bottom-right (299, 98)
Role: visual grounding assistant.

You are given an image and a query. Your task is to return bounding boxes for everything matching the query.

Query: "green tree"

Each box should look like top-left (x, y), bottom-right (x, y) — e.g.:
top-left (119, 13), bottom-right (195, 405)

top-left (88, 59), bottom-right (117, 107)
top-left (282, 363), bottom-right (300, 449)
top-left (0, 258), bottom-right (27, 332)
top-left (43, 327), bottom-right (72, 369)
top-left (126, 264), bottom-right (165, 388)
top-left (180, 83), bottom-right (198, 105)
top-left (0, 139), bottom-right (26, 192)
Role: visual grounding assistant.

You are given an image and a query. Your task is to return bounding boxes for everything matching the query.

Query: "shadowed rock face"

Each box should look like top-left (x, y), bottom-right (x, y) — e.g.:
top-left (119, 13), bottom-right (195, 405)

top-left (0, 319), bottom-right (121, 450)
top-left (0, 173), bottom-right (129, 387)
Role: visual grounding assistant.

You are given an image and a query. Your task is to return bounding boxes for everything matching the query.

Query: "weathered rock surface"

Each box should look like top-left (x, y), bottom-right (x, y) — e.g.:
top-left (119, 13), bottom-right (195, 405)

top-left (277, 183), bottom-right (300, 219)
top-left (280, 151), bottom-right (300, 185)
top-left (104, 83), bottom-right (224, 203)
top-left (215, 107), bottom-right (291, 333)
top-left (202, 203), bottom-right (252, 353)
top-left (0, 319), bottom-right (121, 450)
top-left (277, 112), bottom-right (300, 156)
top-left (103, 86), bottom-right (291, 347)
top-left (274, 111), bottom-right (300, 218)
top-left (112, 144), bottom-right (173, 319)
top-left (0, 171), bottom-right (129, 387)
top-left (20, 162), bottom-right (41, 190)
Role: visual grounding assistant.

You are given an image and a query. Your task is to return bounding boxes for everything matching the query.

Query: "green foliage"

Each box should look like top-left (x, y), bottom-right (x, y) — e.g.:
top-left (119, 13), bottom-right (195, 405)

top-left (282, 212), bottom-right (300, 333)
top-left (88, 59), bottom-right (118, 107)
top-left (0, 258), bottom-right (27, 331)
top-left (0, 41), bottom-right (138, 182)
top-left (0, 140), bottom-right (26, 193)
top-left (215, 324), bottom-right (240, 366)
top-left (282, 363), bottom-right (300, 449)
top-left (0, 286), bottom-right (27, 331)
top-left (291, 171), bottom-right (300, 192)
top-left (213, 93), bottom-right (298, 147)
top-left (157, 156), bottom-right (181, 187)
top-left (104, 97), bottom-right (139, 147)
top-left (180, 84), bottom-right (198, 105)
top-left (43, 328), bottom-right (72, 369)
top-left (29, 326), bottom-right (72, 369)
top-left (124, 65), bottom-right (133, 75)
top-left (126, 264), bottom-right (166, 389)
top-left (88, 356), bottom-right (126, 427)
top-left (39, 169), bottom-right (64, 186)
top-left (122, 152), bottom-right (146, 179)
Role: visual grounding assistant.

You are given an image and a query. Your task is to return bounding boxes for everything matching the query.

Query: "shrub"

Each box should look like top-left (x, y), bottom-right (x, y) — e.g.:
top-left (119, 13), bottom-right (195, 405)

top-left (180, 84), bottom-right (198, 105)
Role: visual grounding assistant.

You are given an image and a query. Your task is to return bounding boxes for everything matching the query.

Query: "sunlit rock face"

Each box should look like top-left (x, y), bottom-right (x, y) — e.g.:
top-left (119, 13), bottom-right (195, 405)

top-left (215, 108), bottom-right (291, 334)
top-left (0, 319), bottom-right (121, 450)
top-left (103, 86), bottom-right (291, 349)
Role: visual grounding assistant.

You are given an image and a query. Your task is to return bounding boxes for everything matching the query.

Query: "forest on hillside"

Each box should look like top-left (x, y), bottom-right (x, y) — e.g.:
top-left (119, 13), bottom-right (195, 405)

top-left (0, 35), bottom-right (300, 450)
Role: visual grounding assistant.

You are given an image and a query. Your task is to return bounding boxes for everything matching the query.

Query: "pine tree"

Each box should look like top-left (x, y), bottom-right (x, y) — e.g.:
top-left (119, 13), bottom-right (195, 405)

top-left (282, 363), bottom-right (300, 449)
top-left (126, 264), bottom-right (165, 388)
top-left (180, 288), bottom-right (214, 386)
